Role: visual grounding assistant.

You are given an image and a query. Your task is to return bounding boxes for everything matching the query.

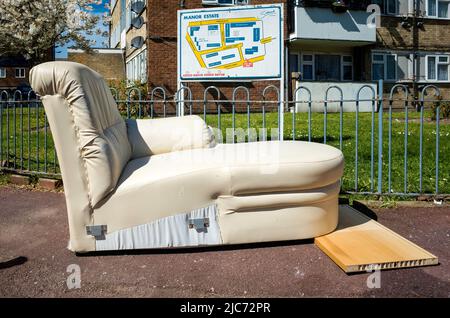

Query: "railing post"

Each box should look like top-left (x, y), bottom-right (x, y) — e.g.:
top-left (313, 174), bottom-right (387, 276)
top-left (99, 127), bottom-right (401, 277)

top-left (278, 89), bottom-right (284, 141)
top-left (377, 79), bottom-right (384, 194)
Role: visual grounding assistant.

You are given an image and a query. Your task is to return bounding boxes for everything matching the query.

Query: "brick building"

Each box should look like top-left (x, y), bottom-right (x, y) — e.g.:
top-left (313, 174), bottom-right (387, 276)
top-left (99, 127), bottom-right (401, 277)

top-left (373, 0), bottom-right (450, 100)
top-left (67, 48), bottom-right (126, 81)
top-left (110, 0), bottom-right (450, 112)
top-left (110, 0), bottom-right (148, 83)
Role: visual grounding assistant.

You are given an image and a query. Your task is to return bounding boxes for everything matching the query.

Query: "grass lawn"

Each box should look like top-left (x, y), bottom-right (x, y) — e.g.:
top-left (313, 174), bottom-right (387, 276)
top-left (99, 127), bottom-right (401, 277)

top-left (1, 104), bottom-right (449, 195)
top-left (205, 109), bottom-right (449, 195)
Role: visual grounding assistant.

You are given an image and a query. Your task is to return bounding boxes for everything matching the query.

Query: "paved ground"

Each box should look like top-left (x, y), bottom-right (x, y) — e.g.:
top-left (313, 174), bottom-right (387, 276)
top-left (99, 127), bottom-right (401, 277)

top-left (0, 186), bottom-right (449, 298)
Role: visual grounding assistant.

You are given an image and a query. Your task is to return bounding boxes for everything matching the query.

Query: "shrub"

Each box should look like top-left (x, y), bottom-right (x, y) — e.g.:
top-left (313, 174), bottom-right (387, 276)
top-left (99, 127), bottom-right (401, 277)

top-left (107, 79), bottom-right (148, 100)
top-left (107, 79), bottom-right (149, 118)
top-left (431, 99), bottom-right (450, 120)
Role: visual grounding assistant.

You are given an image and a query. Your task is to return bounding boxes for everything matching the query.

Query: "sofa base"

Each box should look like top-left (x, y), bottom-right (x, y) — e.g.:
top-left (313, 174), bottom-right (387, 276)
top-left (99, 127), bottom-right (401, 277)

top-left (93, 188), bottom-right (339, 252)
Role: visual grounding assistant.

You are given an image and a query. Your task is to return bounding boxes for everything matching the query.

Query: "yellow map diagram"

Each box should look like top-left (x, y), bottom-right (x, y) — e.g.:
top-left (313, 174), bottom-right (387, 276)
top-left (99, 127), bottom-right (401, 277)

top-left (185, 17), bottom-right (273, 70)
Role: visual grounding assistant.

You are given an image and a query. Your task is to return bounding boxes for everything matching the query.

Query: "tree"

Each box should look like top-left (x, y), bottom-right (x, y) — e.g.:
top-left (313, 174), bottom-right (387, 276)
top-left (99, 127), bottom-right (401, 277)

top-left (0, 0), bottom-right (110, 62)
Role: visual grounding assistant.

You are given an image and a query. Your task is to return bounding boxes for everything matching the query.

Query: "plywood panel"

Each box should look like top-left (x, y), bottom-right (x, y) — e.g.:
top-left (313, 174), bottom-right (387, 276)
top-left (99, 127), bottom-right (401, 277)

top-left (315, 205), bottom-right (439, 273)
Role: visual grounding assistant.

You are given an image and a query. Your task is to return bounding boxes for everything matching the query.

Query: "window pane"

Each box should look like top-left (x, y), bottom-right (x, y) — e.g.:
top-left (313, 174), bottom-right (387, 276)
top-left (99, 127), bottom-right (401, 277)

top-left (303, 64), bottom-right (313, 80)
top-left (343, 65), bottom-right (353, 80)
top-left (315, 55), bottom-right (340, 81)
top-left (429, 0), bottom-right (437, 16)
top-left (438, 0), bottom-right (449, 17)
top-left (386, 55), bottom-right (396, 80)
top-left (428, 56), bottom-right (436, 79)
top-left (438, 64), bottom-right (448, 80)
top-left (373, 63), bottom-right (384, 80)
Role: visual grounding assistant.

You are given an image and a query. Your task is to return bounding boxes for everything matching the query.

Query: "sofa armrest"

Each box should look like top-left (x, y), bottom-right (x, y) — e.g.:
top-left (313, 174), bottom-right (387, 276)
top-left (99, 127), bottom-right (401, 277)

top-left (126, 115), bottom-right (216, 159)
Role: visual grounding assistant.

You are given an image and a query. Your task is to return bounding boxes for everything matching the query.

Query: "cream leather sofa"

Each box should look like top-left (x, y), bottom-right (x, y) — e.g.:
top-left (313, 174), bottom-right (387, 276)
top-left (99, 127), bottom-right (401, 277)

top-left (30, 62), bottom-right (344, 253)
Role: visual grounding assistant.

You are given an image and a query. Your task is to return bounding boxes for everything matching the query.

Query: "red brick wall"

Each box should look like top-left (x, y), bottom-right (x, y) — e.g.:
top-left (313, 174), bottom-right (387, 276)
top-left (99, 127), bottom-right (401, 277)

top-left (146, 1), bottom-right (288, 113)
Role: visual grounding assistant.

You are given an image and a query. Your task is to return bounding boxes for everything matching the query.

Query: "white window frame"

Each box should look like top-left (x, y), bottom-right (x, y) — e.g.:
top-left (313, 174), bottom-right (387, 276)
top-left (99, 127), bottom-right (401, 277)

top-left (426, 0), bottom-right (450, 19)
top-left (342, 55), bottom-right (353, 81)
top-left (126, 48), bottom-right (147, 84)
top-left (15, 68), bottom-right (25, 78)
top-left (425, 54), bottom-right (450, 81)
top-left (0, 67), bottom-right (6, 78)
top-left (300, 53), bottom-right (314, 81)
top-left (371, 53), bottom-right (397, 82)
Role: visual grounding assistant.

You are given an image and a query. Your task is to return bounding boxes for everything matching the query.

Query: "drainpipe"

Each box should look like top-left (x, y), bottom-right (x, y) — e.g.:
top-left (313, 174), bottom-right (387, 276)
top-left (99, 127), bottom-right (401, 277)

top-left (412, 0), bottom-right (420, 110)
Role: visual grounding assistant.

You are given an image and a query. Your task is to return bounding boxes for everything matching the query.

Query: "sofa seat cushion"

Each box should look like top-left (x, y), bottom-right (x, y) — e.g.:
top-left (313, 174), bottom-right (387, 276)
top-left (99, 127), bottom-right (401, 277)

top-left (93, 141), bottom-right (344, 233)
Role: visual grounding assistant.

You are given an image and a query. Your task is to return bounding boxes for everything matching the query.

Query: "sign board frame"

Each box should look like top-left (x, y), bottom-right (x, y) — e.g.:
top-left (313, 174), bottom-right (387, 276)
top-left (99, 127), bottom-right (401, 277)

top-left (177, 4), bottom-right (283, 82)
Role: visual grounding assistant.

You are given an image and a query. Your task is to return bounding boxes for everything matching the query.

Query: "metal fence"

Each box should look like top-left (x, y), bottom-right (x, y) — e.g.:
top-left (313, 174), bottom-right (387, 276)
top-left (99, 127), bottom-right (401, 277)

top-left (1, 82), bottom-right (448, 197)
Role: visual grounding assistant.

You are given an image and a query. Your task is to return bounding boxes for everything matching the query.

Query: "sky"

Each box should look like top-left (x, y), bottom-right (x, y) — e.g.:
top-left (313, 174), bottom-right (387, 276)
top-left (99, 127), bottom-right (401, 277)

top-left (55, 1), bottom-right (110, 59)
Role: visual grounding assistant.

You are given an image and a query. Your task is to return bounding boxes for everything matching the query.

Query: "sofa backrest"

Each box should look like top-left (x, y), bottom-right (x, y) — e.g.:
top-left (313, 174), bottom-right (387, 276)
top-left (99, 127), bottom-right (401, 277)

top-left (30, 62), bottom-right (131, 208)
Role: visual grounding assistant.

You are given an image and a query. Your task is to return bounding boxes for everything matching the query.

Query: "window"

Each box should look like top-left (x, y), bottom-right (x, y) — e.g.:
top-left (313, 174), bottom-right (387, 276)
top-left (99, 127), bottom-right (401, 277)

top-left (315, 55), bottom-right (341, 81)
top-left (0, 68), bottom-right (6, 78)
top-left (372, 53), bottom-right (396, 81)
top-left (427, 0), bottom-right (450, 18)
top-left (15, 68), bottom-right (25, 78)
top-left (301, 54), bottom-right (314, 80)
top-left (126, 49), bottom-right (147, 83)
top-left (299, 53), bottom-right (354, 81)
top-left (427, 55), bottom-right (449, 81)
top-left (342, 56), bottom-right (353, 81)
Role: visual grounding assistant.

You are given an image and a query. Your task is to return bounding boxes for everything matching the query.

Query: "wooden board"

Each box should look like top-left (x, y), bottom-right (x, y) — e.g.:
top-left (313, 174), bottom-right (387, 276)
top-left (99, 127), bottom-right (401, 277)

top-left (315, 205), bottom-right (439, 273)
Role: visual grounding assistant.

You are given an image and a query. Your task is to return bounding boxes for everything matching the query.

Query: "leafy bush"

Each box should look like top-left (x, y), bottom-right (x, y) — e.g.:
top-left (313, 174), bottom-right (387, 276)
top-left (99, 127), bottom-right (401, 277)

top-left (107, 79), bottom-right (148, 100)
top-left (431, 99), bottom-right (450, 120)
top-left (107, 79), bottom-right (149, 118)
